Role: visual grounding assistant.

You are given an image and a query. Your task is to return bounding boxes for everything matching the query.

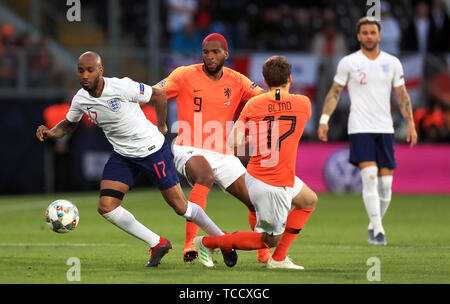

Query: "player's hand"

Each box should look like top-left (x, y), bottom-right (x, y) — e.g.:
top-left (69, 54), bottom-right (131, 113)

top-left (406, 123), bottom-right (418, 148)
top-left (36, 125), bottom-right (51, 142)
top-left (317, 124), bottom-right (329, 142)
top-left (157, 123), bottom-right (168, 135)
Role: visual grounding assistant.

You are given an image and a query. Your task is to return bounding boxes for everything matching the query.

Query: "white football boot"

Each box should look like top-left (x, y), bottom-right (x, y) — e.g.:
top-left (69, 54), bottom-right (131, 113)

top-left (267, 256), bottom-right (304, 270)
top-left (193, 236), bottom-right (216, 268)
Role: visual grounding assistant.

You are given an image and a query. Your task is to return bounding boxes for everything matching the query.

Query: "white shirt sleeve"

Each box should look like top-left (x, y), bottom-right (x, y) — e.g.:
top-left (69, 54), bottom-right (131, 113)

top-left (392, 58), bottom-right (405, 88)
top-left (121, 77), bottom-right (153, 103)
top-left (333, 57), bottom-right (350, 86)
top-left (65, 97), bottom-right (84, 123)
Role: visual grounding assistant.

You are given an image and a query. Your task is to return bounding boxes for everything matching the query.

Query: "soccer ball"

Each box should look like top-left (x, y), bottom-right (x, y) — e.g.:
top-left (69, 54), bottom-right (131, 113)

top-left (45, 200), bottom-right (79, 233)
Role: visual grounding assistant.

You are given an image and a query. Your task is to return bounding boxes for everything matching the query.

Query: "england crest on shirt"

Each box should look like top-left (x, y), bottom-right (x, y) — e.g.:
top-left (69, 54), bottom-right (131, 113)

top-left (107, 98), bottom-right (122, 112)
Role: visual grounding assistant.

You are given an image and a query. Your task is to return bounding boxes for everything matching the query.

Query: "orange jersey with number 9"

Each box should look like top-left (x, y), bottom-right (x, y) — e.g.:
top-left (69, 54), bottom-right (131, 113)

top-left (236, 90), bottom-right (311, 187)
top-left (156, 64), bottom-right (262, 154)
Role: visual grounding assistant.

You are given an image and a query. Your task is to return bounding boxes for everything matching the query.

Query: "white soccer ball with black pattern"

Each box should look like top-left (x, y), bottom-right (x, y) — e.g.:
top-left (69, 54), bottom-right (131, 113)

top-left (45, 200), bottom-right (79, 233)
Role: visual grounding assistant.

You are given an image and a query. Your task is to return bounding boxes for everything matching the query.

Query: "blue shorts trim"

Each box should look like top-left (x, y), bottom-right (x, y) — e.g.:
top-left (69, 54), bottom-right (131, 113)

top-left (102, 140), bottom-right (180, 190)
top-left (348, 133), bottom-right (396, 169)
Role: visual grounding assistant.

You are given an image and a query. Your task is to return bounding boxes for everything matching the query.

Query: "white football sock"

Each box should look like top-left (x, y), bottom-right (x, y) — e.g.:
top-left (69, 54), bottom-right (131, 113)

top-left (378, 175), bottom-right (393, 219)
top-left (183, 201), bottom-right (224, 236)
top-left (361, 166), bottom-right (384, 236)
top-left (368, 175), bottom-right (393, 231)
top-left (102, 206), bottom-right (160, 247)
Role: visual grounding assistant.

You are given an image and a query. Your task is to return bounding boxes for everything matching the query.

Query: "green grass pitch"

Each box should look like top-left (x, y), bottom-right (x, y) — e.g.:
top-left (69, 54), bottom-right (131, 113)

top-left (0, 189), bottom-right (448, 284)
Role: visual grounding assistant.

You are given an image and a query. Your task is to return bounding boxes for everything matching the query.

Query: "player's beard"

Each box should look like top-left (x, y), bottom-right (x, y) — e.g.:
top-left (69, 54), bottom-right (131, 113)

top-left (83, 74), bottom-right (101, 93)
top-left (360, 40), bottom-right (379, 52)
top-left (203, 58), bottom-right (225, 76)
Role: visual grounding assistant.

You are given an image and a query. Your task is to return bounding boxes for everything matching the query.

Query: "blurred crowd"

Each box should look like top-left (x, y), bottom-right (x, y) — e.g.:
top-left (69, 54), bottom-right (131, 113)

top-left (147, 0), bottom-right (450, 56)
top-left (0, 23), bottom-right (62, 88)
top-left (122, 0), bottom-right (450, 143)
top-left (1, 0), bottom-right (449, 142)
top-left (119, 0), bottom-right (450, 143)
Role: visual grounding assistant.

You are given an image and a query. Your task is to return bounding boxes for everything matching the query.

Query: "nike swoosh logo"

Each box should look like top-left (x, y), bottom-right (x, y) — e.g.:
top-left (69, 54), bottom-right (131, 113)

top-left (87, 106), bottom-right (93, 110)
top-left (194, 89), bottom-right (202, 92)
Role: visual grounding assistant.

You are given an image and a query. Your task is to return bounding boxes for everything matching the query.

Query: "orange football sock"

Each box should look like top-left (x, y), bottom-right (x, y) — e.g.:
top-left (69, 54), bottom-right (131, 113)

top-left (185, 184), bottom-right (210, 247)
top-left (202, 231), bottom-right (268, 251)
top-left (272, 207), bottom-right (315, 261)
top-left (248, 210), bottom-right (257, 230)
top-left (249, 210), bottom-right (272, 257)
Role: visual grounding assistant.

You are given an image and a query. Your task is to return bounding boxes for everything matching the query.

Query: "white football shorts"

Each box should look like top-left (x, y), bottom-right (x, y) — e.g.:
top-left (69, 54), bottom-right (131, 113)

top-left (245, 173), bottom-right (304, 235)
top-left (171, 143), bottom-right (247, 190)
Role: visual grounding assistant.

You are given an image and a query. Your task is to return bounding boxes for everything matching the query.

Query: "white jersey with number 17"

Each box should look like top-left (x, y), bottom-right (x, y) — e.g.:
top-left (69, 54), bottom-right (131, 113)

top-left (334, 50), bottom-right (405, 134)
top-left (66, 77), bottom-right (165, 158)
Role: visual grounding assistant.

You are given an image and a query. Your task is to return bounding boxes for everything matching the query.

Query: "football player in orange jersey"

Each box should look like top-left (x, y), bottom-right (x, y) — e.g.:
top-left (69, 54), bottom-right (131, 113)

top-left (155, 33), bottom-right (272, 265)
top-left (193, 56), bottom-right (318, 269)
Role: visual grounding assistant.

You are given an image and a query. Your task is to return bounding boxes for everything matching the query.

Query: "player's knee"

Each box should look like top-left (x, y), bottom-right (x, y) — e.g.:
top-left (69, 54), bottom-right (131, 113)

top-left (262, 233), bottom-right (282, 248)
top-left (193, 172), bottom-right (215, 188)
top-left (173, 204), bottom-right (187, 216)
top-left (306, 191), bottom-right (319, 209)
top-left (293, 188), bottom-right (318, 210)
top-left (169, 198), bottom-right (188, 216)
top-left (98, 189), bottom-right (124, 215)
top-left (185, 156), bottom-right (216, 187)
top-left (361, 166), bottom-right (379, 191)
top-left (97, 202), bottom-right (115, 215)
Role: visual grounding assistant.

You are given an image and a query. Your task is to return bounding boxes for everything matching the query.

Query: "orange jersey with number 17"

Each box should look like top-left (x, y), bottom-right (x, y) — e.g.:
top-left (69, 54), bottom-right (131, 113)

top-left (236, 90), bottom-right (311, 187)
top-left (157, 64), bottom-right (262, 154)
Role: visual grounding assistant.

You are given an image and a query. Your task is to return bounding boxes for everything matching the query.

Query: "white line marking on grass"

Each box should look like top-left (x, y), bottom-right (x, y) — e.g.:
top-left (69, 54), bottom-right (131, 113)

top-left (0, 201), bottom-right (49, 213)
top-left (0, 243), bottom-right (128, 247)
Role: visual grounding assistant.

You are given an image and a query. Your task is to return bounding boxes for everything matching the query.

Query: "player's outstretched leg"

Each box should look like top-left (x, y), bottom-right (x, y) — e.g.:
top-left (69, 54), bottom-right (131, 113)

top-left (98, 180), bottom-right (168, 266)
top-left (197, 231), bottom-right (269, 268)
top-left (226, 174), bottom-right (272, 263)
top-left (160, 182), bottom-right (237, 266)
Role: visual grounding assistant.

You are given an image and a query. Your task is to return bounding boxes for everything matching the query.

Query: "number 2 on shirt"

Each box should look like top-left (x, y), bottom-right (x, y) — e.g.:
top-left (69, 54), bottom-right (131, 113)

top-left (359, 72), bottom-right (367, 85)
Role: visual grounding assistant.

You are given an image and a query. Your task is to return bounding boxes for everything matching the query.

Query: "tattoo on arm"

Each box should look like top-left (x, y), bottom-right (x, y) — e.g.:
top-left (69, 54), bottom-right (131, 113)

top-left (58, 119), bottom-right (78, 134)
top-left (52, 119), bottom-right (78, 138)
top-left (322, 82), bottom-right (344, 115)
top-left (395, 85), bottom-right (414, 123)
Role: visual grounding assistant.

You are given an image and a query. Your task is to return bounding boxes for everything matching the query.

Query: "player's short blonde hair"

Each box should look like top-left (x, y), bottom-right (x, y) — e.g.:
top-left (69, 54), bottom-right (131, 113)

top-left (356, 16), bottom-right (381, 33)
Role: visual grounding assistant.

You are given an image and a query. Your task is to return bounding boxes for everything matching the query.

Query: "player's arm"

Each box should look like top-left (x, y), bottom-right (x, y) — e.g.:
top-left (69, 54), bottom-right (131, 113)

top-left (394, 84), bottom-right (417, 147)
top-left (227, 126), bottom-right (246, 150)
top-left (317, 81), bottom-right (344, 142)
top-left (150, 87), bottom-right (168, 135)
top-left (36, 119), bottom-right (78, 142)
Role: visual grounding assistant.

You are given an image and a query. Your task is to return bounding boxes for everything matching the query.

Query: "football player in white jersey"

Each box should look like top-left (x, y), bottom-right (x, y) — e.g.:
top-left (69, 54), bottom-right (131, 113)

top-left (317, 17), bottom-right (417, 245)
top-left (36, 51), bottom-right (236, 267)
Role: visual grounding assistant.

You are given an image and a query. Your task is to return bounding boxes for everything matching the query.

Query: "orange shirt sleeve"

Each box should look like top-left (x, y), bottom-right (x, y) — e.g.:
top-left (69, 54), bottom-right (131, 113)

top-left (236, 72), bottom-right (264, 102)
top-left (155, 66), bottom-right (186, 99)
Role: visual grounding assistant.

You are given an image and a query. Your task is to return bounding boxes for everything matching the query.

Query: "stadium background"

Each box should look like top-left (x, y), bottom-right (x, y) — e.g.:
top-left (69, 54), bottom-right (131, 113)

top-left (0, 0), bottom-right (449, 195)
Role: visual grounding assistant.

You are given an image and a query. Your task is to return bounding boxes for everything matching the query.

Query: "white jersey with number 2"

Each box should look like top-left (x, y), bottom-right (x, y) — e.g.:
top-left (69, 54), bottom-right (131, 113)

top-left (334, 50), bottom-right (405, 134)
top-left (66, 77), bottom-right (164, 158)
